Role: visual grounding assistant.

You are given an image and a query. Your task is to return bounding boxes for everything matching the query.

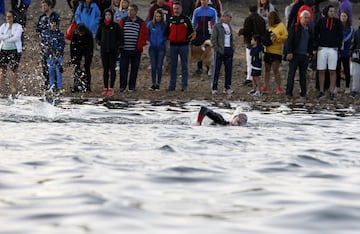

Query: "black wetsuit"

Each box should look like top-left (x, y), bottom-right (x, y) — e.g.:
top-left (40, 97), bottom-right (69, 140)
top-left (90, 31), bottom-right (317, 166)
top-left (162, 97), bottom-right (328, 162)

top-left (198, 106), bottom-right (229, 125)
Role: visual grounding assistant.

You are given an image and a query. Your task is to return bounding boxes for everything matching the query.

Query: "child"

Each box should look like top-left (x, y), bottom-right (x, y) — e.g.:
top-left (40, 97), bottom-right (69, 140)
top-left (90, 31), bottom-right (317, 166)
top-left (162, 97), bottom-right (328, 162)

top-left (248, 34), bottom-right (263, 96)
top-left (147, 9), bottom-right (167, 90)
top-left (44, 18), bottom-right (65, 94)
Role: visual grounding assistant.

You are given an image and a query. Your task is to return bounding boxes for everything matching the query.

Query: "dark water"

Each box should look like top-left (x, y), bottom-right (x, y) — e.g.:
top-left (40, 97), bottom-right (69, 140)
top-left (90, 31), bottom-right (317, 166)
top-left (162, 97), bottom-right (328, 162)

top-left (0, 96), bottom-right (359, 234)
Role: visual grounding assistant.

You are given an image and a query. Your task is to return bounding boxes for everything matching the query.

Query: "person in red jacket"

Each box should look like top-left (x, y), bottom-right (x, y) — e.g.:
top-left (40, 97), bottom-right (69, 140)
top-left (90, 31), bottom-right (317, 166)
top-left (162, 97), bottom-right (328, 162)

top-left (118, 4), bottom-right (148, 92)
top-left (166, 1), bottom-right (193, 91)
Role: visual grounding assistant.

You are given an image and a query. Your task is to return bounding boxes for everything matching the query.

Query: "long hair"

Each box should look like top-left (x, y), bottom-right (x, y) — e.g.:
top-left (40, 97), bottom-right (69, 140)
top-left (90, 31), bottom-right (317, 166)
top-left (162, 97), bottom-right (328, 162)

top-left (152, 8), bottom-right (165, 29)
top-left (258, 0), bottom-right (270, 11)
top-left (119, 0), bottom-right (129, 10)
top-left (339, 11), bottom-right (351, 31)
top-left (268, 10), bottom-right (281, 27)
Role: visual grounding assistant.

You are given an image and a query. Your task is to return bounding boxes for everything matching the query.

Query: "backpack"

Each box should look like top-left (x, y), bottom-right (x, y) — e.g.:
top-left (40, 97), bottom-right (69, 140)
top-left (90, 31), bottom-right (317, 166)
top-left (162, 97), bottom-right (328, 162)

top-left (262, 29), bottom-right (273, 47)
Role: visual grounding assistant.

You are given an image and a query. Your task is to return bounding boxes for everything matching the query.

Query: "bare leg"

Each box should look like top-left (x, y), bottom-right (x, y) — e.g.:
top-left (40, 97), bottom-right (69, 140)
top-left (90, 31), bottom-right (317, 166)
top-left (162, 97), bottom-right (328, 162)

top-left (329, 70), bottom-right (336, 93)
top-left (264, 62), bottom-right (271, 88)
top-left (318, 70), bottom-right (325, 93)
top-left (0, 68), bottom-right (6, 95)
top-left (272, 60), bottom-right (281, 89)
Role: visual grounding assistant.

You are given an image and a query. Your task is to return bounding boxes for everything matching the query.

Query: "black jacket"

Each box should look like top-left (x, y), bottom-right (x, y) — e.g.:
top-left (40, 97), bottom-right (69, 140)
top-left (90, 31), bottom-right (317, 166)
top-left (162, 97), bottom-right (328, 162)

top-left (314, 16), bottom-right (343, 49)
top-left (70, 26), bottom-right (94, 62)
top-left (95, 21), bottom-right (123, 53)
top-left (286, 23), bottom-right (314, 55)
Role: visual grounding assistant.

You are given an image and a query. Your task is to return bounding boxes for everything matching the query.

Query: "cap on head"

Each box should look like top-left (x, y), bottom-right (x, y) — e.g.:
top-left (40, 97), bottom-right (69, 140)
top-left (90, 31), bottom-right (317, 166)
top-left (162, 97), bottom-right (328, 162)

top-left (231, 113), bottom-right (248, 126)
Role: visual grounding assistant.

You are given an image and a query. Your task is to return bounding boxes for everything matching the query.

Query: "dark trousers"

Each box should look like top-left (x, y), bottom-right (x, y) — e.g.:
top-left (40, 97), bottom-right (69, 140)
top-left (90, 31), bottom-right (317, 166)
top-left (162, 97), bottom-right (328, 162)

top-left (336, 56), bottom-right (351, 88)
top-left (101, 51), bottom-right (117, 89)
top-left (211, 47), bottom-right (233, 91)
top-left (73, 54), bottom-right (92, 90)
top-left (286, 54), bottom-right (308, 97)
top-left (120, 50), bottom-right (141, 90)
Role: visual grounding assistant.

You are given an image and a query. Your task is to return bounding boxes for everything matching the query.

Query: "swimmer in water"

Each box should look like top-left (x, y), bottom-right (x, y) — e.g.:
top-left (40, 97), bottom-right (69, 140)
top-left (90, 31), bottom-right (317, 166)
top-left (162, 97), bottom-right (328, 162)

top-left (196, 106), bottom-right (248, 126)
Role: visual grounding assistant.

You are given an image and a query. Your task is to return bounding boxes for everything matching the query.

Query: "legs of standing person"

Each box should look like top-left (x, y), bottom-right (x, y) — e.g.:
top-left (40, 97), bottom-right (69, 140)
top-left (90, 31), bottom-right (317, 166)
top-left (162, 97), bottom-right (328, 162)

top-left (157, 48), bottom-right (165, 87)
top-left (211, 51), bottom-right (223, 92)
top-left (342, 57), bottom-right (351, 90)
top-left (55, 57), bottom-right (63, 90)
top-left (84, 54), bottom-right (92, 91)
top-left (149, 47), bottom-right (157, 87)
top-left (47, 57), bottom-right (56, 90)
top-left (246, 47), bottom-right (252, 81)
top-left (317, 47), bottom-right (338, 95)
top-left (352, 63), bottom-right (360, 95)
top-left (169, 45), bottom-right (178, 89)
top-left (42, 55), bottom-right (49, 88)
top-left (0, 67), bottom-right (5, 94)
top-left (286, 56), bottom-right (298, 97)
top-left (224, 47), bottom-right (233, 90)
top-left (120, 51), bottom-right (130, 91)
top-left (298, 54), bottom-right (308, 97)
top-left (128, 51), bottom-right (141, 91)
top-left (109, 51), bottom-right (117, 89)
top-left (263, 62), bottom-right (271, 90)
top-left (101, 51), bottom-right (110, 89)
top-left (336, 57), bottom-right (342, 89)
top-left (179, 44), bottom-right (189, 90)
top-left (272, 60), bottom-right (281, 91)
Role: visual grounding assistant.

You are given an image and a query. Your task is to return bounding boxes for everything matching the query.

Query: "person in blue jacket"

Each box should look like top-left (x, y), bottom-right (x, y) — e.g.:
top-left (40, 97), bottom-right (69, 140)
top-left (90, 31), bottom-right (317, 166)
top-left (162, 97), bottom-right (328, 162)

top-left (147, 8), bottom-right (167, 91)
top-left (43, 17), bottom-right (65, 94)
top-left (75, 0), bottom-right (101, 36)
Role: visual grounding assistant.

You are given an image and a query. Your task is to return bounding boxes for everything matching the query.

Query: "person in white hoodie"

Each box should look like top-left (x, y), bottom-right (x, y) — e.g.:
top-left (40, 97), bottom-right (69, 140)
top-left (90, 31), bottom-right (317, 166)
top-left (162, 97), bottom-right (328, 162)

top-left (0, 10), bottom-right (23, 96)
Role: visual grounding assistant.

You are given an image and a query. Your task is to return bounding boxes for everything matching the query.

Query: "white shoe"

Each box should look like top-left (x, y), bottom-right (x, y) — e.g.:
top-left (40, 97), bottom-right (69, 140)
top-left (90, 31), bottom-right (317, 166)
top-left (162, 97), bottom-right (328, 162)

top-left (252, 90), bottom-right (262, 97)
top-left (211, 90), bottom-right (218, 94)
top-left (223, 88), bottom-right (233, 94)
top-left (334, 87), bottom-right (339, 94)
top-left (345, 88), bottom-right (351, 94)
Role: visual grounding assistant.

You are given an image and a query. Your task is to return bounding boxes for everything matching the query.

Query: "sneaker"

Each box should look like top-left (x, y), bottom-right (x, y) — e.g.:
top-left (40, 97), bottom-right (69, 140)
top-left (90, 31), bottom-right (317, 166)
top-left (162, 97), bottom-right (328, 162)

top-left (317, 91), bottom-right (325, 99)
top-left (330, 92), bottom-right (335, 100)
top-left (247, 89), bottom-right (256, 95)
top-left (58, 88), bottom-right (65, 95)
top-left (155, 85), bottom-right (160, 91)
top-left (334, 87), bottom-right (339, 94)
top-left (252, 90), bottom-right (262, 97)
top-left (115, 62), bottom-right (120, 71)
top-left (101, 88), bottom-right (108, 96)
top-left (260, 86), bottom-right (269, 93)
top-left (276, 87), bottom-right (284, 95)
top-left (344, 88), bottom-right (351, 94)
top-left (149, 85), bottom-right (156, 91)
top-left (128, 89), bottom-right (135, 93)
top-left (107, 88), bottom-right (114, 96)
top-left (167, 87), bottom-right (175, 91)
top-left (211, 89), bottom-right (218, 94)
top-left (223, 88), bottom-right (234, 94)
top-left (181, 87), bottom-right (186, 92)
top-left (119, 88), bottom-right (126, 93)
top-left (350, 91), bottom-right (357, 99)
top-left (196, 69), bottom-right (202, 75)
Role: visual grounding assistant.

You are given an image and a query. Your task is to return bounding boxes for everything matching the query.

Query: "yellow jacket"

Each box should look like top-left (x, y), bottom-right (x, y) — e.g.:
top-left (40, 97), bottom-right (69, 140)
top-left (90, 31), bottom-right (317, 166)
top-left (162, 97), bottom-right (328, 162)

top-left (264, 22), bottom-right (288, 56)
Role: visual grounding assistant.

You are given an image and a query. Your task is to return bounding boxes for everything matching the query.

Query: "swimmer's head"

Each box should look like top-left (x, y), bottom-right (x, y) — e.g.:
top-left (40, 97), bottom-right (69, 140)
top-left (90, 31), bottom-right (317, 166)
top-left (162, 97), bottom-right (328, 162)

top-left (230, 113), bottom-right (248, 126)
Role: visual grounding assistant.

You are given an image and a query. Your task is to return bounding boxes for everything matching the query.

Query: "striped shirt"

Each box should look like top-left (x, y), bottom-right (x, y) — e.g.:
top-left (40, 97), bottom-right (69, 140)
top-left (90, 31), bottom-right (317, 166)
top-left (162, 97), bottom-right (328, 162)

top-left (123, 20), bottom-right (140, 51)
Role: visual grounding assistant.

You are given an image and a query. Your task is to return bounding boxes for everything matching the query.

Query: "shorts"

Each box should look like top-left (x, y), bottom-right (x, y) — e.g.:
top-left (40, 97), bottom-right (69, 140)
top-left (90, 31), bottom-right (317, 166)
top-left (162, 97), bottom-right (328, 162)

top-left (264, 52), bottom-right (282, 64)
top-left (0, 50), bottom-right (21, 70)
top-left (317, 47), bottom-right (338, 70)
top-left (251, 68), bottom-right (262, 77)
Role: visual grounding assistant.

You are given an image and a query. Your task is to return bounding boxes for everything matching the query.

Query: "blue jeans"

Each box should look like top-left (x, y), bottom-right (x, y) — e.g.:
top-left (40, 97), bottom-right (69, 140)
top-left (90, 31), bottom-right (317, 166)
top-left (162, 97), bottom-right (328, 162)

top-left (120, 50), bottom-right (142, 90)
top-left (149, 46), bottom-right (165, 86)
top-left (286, 54), bottom-right (308, 97)
top-left (47, 56), bottom-right (63, 90)
top-left (211, 47), bottom-right (233, 91)
top-left (169, 44), bottom-right (189, 89)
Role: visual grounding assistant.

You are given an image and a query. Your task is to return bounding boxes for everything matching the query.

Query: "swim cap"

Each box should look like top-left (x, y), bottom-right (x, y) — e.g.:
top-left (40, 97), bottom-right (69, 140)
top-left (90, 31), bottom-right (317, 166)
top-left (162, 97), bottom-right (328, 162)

top-left (231, 113), bottom-right (248, 126)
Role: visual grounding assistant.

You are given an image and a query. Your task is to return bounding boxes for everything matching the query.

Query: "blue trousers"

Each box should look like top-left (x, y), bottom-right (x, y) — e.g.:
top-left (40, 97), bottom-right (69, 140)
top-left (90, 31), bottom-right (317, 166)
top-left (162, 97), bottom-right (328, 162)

top-left (149, 46), bottom-right (165, 86)
top-left (169, 44), bottom-right (189, 89)
top-left (47, 56), bottom-right (63, 90)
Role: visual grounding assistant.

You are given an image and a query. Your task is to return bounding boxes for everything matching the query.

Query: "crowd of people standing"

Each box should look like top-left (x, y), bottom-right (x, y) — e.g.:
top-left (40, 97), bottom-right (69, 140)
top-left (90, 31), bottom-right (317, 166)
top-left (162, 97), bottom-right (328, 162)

top-left (0, 0), bottom-right (359, 102)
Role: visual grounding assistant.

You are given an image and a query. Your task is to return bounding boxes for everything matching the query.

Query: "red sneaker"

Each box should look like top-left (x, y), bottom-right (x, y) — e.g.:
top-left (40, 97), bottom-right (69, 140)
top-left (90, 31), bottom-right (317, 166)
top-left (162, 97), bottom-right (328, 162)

top-left (107, 88), bottom-right (114, 96)
top-left (101, 88), bottom-right (108, 96)
top-left (260, 86), bottom-right (269, 93)
top-left (276, 87), bottom-right (284, 95)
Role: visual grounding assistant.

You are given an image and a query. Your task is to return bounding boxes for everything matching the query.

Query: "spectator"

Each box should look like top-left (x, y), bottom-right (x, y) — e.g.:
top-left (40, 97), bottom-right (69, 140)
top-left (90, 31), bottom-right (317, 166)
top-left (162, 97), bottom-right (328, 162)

top-left (192, 0), bottom-right (217, 75)
top-left (70, 23), bottom-right (94, 92)
top-left (148, 0), bottom-right (172, 22)
top-left (338, 0), bottom-right (352, 24)
top-left (238, 4), bottom-right (266, 87)
top-left (118, 4), bottom-right (148, 92)
top-left (258, 0), bottom-right (275, 25)
top-left (350, 17), bottom-right (360, 98)
top-left (0, 10), bottom-right (23, 96)
top-left (147, 9), bottom-right (167, 91)
top-left (43, 18), bottom-right (65, 94)
top-left (180, 0), bottom-right (195, 18)
top-left (96, 8), bottom-right (123, 96)
top-left (210, 11), bottom-right (235, 95)
top-left (260, 11), bottom-right (288, 95)
top-left (285, 10), bottom-right (313, 100)
top-left (75, 0), bottom-right (101, 36)
top-left (0, 0), bottom-right (5, 26)
top-left (112, 0), bottom-right (129, 23)
top-left (335, 11), bottom-right (353, 94)
top-left (314, 4), bottom-right (343, 100)
top-left (11, 0), bottom-right (31, 27)
top-left (194, 0), bottom-right (222, 18)
top-left (35, 0), bottom-right (60, 87)
top-left (166, 1), bottom-right (193, 91)
top-left (67, 0), bottom-right (81, 16)
top-left (249, 34), bottom-right (263, 97)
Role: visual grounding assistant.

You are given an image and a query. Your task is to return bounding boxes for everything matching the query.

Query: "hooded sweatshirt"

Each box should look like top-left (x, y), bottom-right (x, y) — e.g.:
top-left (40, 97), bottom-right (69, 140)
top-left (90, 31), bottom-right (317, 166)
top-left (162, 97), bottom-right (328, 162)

top-left (338, 0), bottom-right (352, 23)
